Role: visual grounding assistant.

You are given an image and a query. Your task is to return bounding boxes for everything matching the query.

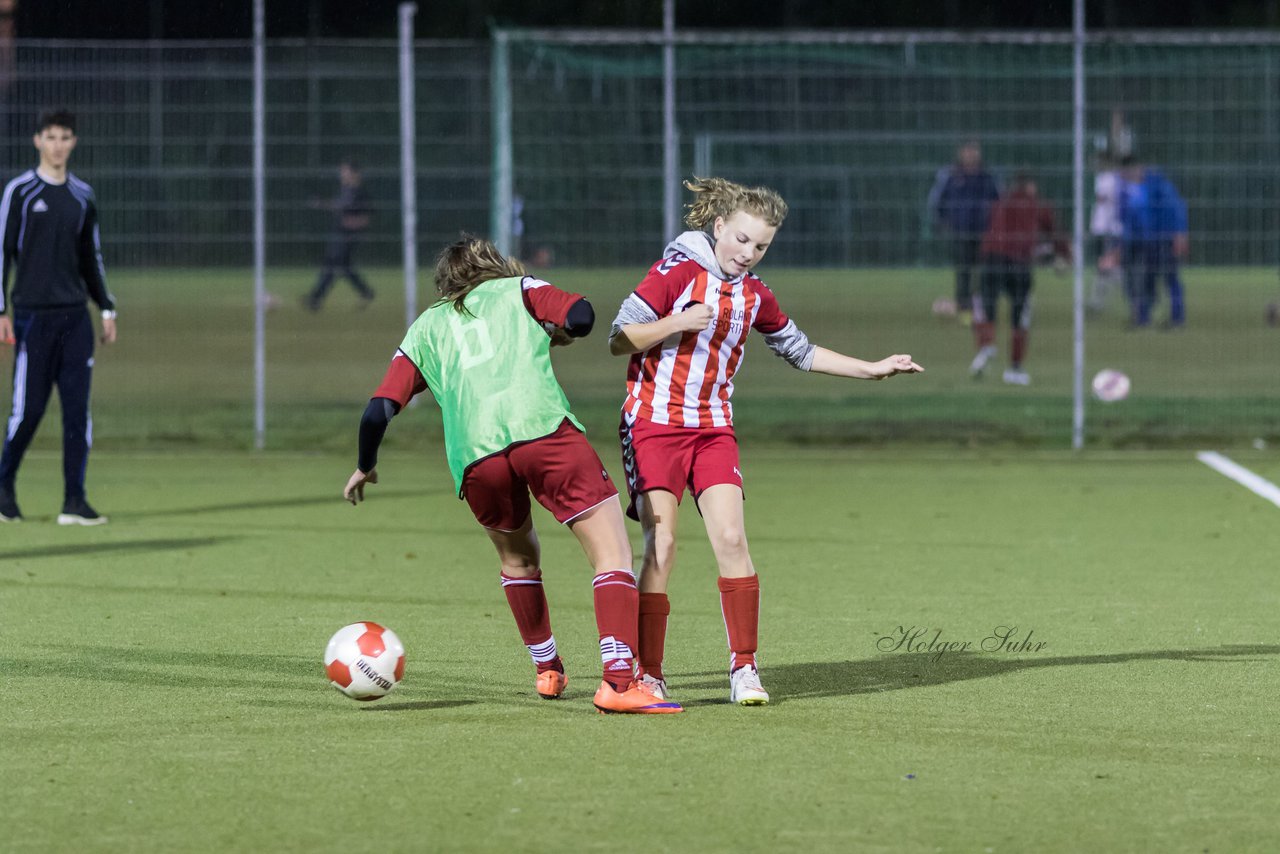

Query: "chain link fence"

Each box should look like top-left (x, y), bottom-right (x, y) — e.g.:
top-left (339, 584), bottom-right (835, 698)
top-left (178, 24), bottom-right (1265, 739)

top-left (1, 33), bottom-right (1276, 448)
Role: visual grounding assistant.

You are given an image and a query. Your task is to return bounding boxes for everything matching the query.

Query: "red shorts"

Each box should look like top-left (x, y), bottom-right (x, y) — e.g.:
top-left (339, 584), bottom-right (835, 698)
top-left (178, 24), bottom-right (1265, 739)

top-left (461, 419), bottom-right (618, 531)
top-left (619, 412), bottom-right (742, 520)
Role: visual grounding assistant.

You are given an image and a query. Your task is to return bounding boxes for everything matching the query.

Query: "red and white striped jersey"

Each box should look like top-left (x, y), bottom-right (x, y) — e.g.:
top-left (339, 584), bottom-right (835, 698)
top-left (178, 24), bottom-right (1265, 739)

top-left (621, 252), bottom-right (791, 428)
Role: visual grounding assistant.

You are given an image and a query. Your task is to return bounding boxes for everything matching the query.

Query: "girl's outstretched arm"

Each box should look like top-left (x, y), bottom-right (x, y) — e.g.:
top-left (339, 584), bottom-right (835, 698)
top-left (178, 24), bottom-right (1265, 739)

top-left (809, 347), bottom-right (924, 380)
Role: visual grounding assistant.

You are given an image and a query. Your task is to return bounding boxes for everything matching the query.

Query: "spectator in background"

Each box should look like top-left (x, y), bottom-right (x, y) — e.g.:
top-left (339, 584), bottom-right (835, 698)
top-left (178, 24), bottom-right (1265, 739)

top-left (969, 172), bottom-right (1069, 386)
top-left (1088, 147), bottom-right (1125, 312)
top-left (928, 140), bottom-right (1001, 326)
top-left (1118, 156), bottom-right (1189, 329)
top-left (512, 193), bottom-right (554, 268)
top-left (511, 193), bottom-right (527, 262)
top-left (304, 160), bottom-right (374, 312)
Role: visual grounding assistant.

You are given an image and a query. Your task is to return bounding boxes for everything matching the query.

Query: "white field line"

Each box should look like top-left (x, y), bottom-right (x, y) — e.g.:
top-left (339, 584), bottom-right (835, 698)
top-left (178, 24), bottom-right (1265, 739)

top-left (1196, 451), bottom-right (1280, 510)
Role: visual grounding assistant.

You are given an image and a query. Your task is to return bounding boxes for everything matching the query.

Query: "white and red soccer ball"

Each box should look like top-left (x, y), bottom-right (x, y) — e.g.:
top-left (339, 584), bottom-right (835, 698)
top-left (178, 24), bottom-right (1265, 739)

top-left (324, 622), bottom-right (405, 701)
top-left (1091, 369), bottom-right (1131, 403)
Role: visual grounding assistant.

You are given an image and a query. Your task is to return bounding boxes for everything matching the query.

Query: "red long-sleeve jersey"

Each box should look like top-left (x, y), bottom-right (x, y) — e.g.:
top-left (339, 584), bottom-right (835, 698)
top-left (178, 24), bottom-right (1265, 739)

top-left (979, 189), bottom-right (1068, 263)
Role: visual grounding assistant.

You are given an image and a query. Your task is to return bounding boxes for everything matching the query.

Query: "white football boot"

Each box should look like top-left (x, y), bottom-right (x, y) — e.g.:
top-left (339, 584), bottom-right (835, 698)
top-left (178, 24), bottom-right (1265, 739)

top-left (729, 665), bottom-right (770, 706)
top-left (1002, 367), bottom-right (1031, 386)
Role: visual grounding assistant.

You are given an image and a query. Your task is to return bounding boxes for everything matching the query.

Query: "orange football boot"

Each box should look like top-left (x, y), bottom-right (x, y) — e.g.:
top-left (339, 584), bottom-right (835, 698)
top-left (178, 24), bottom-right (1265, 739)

top-left (592, 679), bottom-right (683, 714)
top-left (536, 669), bottom-right (568, 699)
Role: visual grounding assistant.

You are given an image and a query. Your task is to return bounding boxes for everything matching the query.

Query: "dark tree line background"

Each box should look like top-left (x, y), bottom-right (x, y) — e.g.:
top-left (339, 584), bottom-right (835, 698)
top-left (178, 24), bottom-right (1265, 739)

top-left (13, 0), bottom-right (1280, 40)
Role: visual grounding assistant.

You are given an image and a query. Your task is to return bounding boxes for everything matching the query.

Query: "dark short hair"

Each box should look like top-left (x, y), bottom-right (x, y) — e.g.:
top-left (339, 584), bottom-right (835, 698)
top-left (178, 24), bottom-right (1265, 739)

top-left (37, 108), bottom-right (76, 134)
top-left (340, 159), bottom-right (361, 173)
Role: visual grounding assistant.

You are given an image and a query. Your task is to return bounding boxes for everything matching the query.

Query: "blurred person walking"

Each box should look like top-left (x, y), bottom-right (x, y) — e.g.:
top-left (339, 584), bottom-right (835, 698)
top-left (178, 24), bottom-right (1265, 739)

top-left (304, 159), bottom-right (375, 311)
top-left (928, 140), bottom-right (1001, 326)
top-left (0, 108), bottom-right (116, 525)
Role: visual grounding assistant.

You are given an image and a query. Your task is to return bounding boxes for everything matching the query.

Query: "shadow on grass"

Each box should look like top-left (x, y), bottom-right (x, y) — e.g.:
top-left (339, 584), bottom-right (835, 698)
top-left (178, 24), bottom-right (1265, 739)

top-left (109, 488), bottom-right (432, 520)
top-left (0, 536), bottom-right (238, 561)
top-left (359, 699), bottom-right (480, 712)
top-left (0, 575), bottom-right (443, 606)
top-left (1, 644), bottom-right (320, 691)
top-left (12, 644), bottom-right (518, 707)
top-left (680, 644), bottom-right (1280, 704)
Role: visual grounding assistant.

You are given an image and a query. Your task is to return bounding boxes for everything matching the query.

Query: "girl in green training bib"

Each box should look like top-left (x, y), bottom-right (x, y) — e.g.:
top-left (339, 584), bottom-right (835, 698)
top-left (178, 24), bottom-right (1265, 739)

top-left (343, 235), bottom-right (681, 715)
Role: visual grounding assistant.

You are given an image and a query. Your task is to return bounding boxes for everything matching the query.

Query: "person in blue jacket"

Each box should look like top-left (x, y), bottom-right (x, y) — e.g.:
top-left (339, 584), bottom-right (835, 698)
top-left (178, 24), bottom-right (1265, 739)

top-left (1119, 156), bottom-right (1189, 329)
top-left (928, 141), bottom-right (1001, 325)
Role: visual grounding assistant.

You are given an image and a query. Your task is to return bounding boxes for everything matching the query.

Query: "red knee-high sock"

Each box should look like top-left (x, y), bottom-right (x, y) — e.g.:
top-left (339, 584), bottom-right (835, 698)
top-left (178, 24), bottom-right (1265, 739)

top-left (593, 570), bottom-right (639, 691)
top-left (718, 575), bottom-right (760, 672)
top-left (974, 321), bottom-right (996, 348)
top-left (1011, 328), bottom-right (1029, 367)
top-left (501, 570), bottom-right (561, 673)
top-left (637, 592), bottom-right (671, 680)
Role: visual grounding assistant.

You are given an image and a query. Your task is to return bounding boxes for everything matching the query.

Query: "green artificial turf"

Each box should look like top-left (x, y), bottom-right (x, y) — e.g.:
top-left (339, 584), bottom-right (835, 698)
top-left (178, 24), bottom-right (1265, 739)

top-left (2, 447), bottom-right (1278, 852)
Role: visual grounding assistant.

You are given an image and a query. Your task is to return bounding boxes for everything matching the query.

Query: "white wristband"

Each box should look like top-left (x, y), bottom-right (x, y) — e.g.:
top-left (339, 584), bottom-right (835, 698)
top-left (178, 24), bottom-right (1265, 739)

top-left (101, 310), bottom-right (117, 320)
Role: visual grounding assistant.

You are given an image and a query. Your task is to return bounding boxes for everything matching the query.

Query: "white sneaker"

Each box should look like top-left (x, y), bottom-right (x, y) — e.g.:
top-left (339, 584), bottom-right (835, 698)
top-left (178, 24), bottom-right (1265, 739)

top-left (57, 497), bottom-right (108, 526)
top-left (638, 673), bottom-right (669, 701)
top-left (1002, 368), bottom-right (1031, 386)
top-left (729, 666), bottom-right (770, 706)
top-left (969, 345), bottom-right (997, 377)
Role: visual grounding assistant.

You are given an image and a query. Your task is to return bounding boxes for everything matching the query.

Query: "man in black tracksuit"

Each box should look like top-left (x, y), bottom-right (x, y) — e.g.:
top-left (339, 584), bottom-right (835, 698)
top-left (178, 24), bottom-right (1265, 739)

top-left (0, 109), bottom-right (116, 525)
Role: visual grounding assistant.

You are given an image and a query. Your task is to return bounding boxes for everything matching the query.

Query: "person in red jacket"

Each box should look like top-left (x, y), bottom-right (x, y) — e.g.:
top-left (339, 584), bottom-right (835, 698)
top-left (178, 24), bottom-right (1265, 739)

top-left (968, 173), bottom-right (1069, 385)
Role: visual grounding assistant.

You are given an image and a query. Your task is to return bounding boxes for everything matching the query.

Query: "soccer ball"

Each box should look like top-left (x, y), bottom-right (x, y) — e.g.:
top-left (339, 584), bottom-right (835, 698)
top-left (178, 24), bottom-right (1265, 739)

top-left (1091, 369), bottom-right (1131, 403)
top-left (324, 622), bottom-right (406, 701)
top-left (931, 296), bottom-right (957, 318)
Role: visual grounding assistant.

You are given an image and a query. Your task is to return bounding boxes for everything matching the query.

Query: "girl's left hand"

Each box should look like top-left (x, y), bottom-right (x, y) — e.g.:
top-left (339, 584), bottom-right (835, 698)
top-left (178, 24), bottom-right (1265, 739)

top-left (872, 354), bottom-right (924, 379)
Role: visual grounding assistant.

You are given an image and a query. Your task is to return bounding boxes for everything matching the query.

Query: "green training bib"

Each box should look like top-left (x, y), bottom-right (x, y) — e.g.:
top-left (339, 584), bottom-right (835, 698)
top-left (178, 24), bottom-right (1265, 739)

top-left (398, 277), bottom-right (583, 494)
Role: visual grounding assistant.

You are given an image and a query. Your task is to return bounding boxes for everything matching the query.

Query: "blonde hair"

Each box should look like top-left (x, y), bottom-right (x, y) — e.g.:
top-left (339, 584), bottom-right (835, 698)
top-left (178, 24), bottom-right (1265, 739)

top-left (434, 234), bottom-right (527, 314)
top-left (682, 176), bottom-right (788, 231)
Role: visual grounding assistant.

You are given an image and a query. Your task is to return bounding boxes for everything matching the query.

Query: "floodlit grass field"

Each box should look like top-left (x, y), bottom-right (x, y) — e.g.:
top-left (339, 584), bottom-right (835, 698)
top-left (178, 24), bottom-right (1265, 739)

top-left (1, 266), bottom-right (1278, 851)
top-left (30, 264), bottom-right (1280, 452)
top-left (2, 447), bottom-right (1278, 852)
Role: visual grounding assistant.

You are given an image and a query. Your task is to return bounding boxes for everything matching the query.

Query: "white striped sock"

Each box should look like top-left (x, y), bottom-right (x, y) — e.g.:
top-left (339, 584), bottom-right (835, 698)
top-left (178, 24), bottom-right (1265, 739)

top-left (599, 635), bottom-right (635, 664)
top-left (501, 575), bottom-right (543, 587)
top-left (527, 635), bottom-right (557, 665)
top-left (592, 569), bottom-right (637, 590)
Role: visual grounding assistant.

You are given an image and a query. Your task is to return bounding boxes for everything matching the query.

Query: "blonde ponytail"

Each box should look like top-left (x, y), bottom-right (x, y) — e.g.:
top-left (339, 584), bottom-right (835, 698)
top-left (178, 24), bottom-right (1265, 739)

top-left (682, 176), bottom-right (788, 231)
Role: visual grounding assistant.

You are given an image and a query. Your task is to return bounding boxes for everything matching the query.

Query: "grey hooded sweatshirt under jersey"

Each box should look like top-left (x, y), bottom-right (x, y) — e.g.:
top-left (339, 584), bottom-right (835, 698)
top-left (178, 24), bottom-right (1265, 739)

top-left (610, 230), bottom-right (816, 371)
